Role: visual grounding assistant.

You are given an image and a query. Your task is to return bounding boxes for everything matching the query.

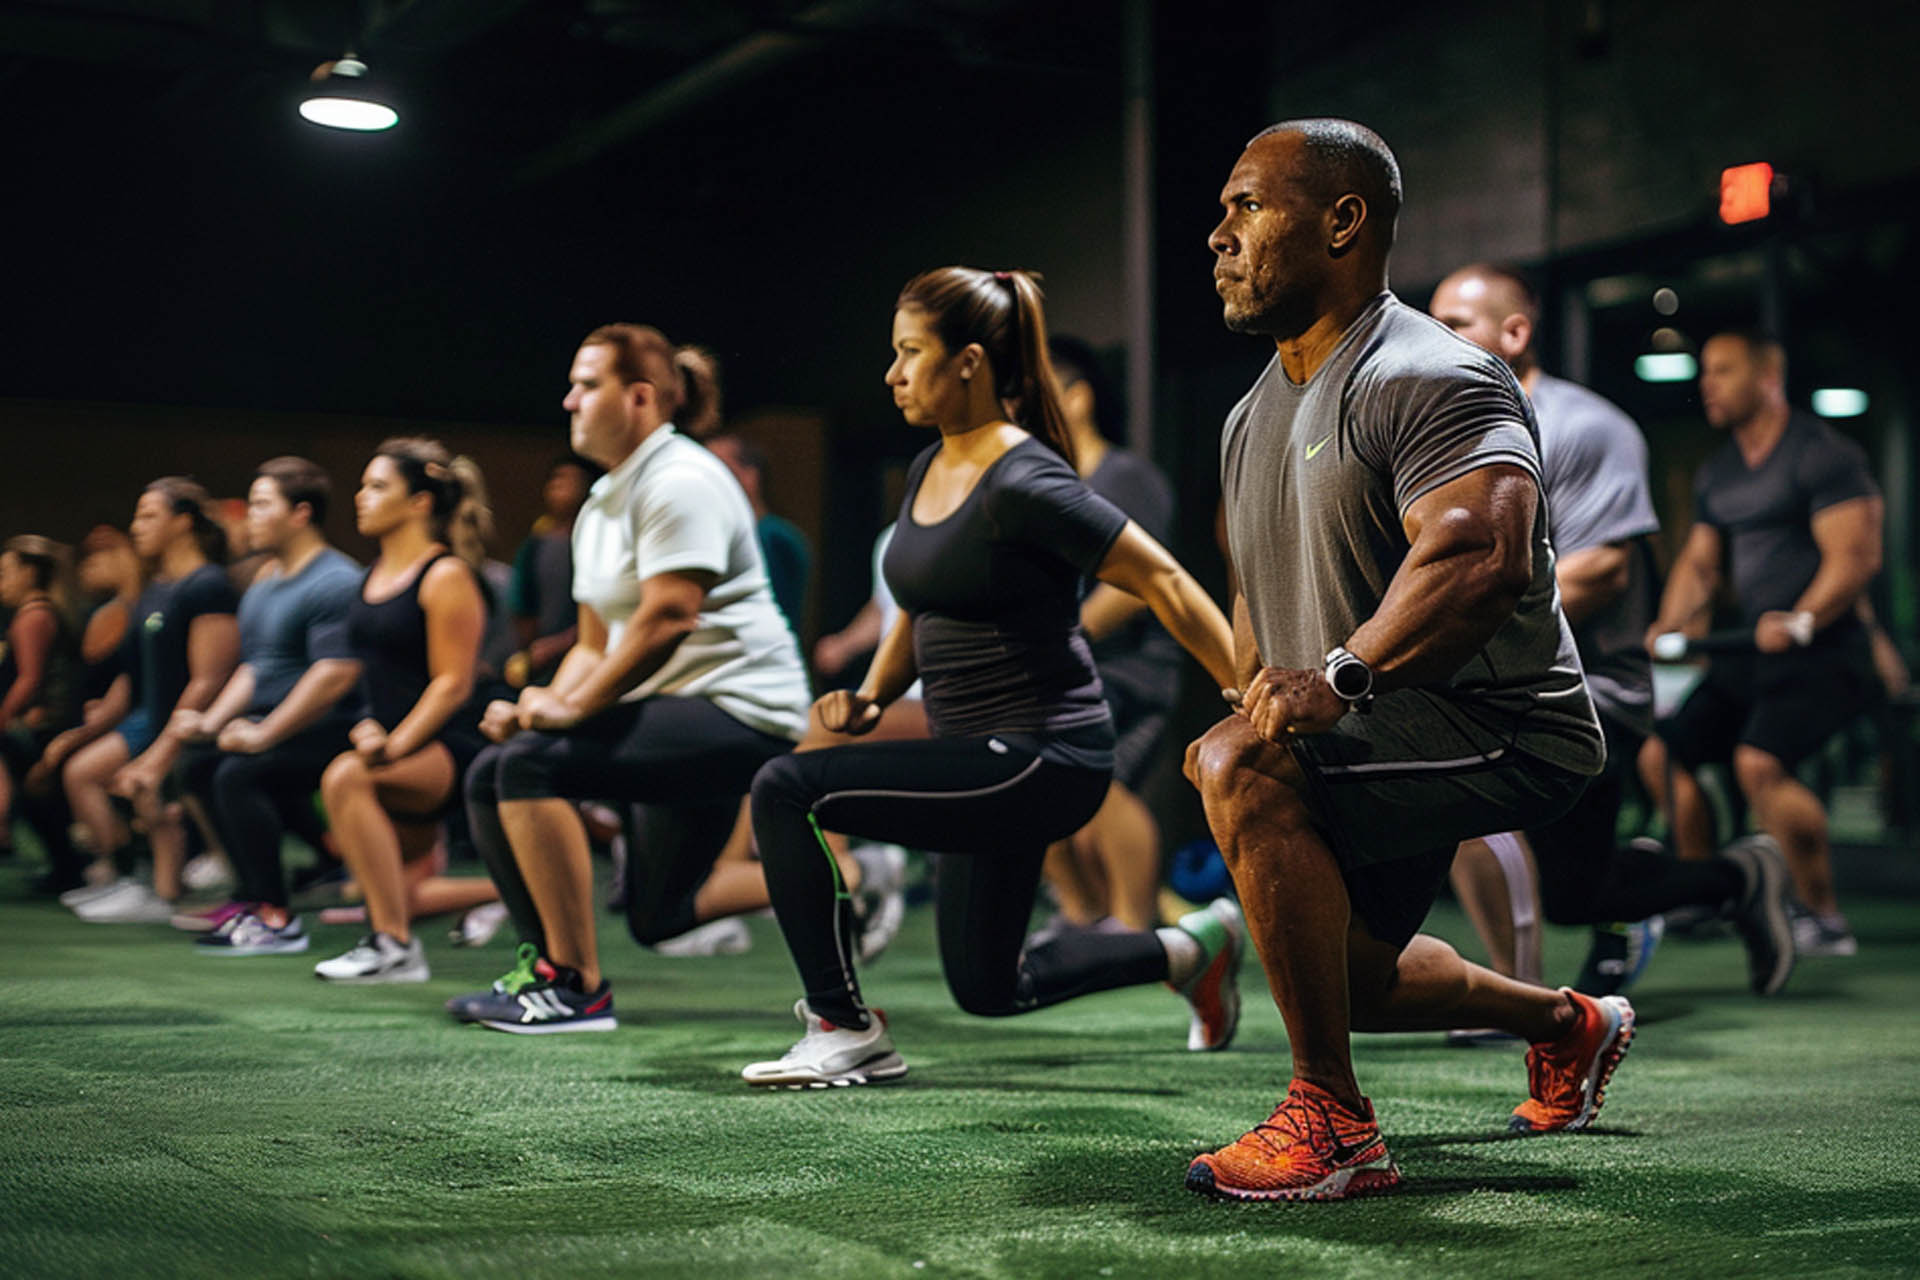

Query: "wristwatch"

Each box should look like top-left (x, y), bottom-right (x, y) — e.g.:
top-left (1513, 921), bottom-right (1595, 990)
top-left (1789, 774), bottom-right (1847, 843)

top-left (1324, 646), bottom-right (1374, 712)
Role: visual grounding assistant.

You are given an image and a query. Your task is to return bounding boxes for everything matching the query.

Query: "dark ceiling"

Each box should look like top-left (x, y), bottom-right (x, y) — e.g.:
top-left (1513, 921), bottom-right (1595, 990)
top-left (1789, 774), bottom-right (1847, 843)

top-left (9, 0), bottom-right (1238, 427)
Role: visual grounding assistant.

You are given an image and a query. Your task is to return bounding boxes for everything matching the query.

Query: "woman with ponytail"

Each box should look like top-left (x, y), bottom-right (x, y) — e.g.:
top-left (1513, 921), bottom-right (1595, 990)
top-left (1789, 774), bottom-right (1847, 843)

top-left (58, 479), bottom-right (240, 921)
top-left (0, 536), bottom-right (83, 856)
top-left (740, 267), bottom-right (1241, 1088)
top-left (313, 438), bottom-right (498, 983)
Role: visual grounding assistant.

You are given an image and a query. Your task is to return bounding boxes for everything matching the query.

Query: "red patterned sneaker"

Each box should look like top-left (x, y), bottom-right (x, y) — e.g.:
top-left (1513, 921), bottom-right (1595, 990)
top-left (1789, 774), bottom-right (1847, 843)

top-left (1509, 989), bottom-right (1635, 1133)
top-left (1187, 1080), bottom-right (1402, 1201)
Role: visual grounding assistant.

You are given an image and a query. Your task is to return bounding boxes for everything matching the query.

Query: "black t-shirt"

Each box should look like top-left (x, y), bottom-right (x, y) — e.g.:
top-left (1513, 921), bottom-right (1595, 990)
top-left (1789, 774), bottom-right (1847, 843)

top-left (1084, 448), bottom-right (1183, 706)
top-left (884, 437), bottom-right (1129, 763)
top-left (123, 564), bottom-right (239, 722)
top-left (1693, 412), bottom-right (1878, 626)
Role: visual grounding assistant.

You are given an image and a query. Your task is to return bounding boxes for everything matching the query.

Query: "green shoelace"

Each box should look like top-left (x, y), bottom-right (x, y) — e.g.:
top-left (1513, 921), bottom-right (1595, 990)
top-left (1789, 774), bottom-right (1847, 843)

top-left (495, 942), bottom-right (540, 994)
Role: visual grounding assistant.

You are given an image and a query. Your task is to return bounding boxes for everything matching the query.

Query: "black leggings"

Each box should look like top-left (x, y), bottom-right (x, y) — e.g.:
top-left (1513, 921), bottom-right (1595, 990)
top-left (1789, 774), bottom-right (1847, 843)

top-left (751, 733), bottom-right (1169, 1029)
top-left (464, 695), bottom-right (791, 953)
top-left (1531, 715), bottom-right (1740, 925)
top-left (180, 722), bottom-right (345, 907)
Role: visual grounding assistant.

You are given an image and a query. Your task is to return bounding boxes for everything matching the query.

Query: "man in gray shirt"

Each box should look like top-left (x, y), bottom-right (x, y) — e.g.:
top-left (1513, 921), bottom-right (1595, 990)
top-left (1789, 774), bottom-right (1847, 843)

top-left (1429, 266), bottom-right (1793, 1001)
top-left (1186, 119), bottom-right (1622, 1204)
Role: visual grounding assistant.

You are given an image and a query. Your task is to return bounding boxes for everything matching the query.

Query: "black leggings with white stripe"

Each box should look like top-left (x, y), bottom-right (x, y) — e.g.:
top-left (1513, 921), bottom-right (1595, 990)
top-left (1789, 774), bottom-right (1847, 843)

top-left (751, 733), bottom-right (1171, 1030)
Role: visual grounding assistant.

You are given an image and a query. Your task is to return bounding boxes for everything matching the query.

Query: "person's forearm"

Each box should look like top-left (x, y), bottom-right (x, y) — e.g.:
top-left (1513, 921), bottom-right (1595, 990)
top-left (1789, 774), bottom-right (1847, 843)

top-left (197, 665), bottom-right (258, 736)
top-left (543, 644), bottom-right (604, 700)
top-left (565, 614), bottom-right (695, 717)
top-left (1130, 568), bottom-right (1234, 692)
top-left (527, 627), bottom-right (578, 671)
top-left (1347, 543), bottom-right (1530, 694)
top-left (384, 673), bottom-right (473, 761)
top-left (857, 614), bottom-right (919, 706)
top-left (1792, 551), bottom-right (1880, 632)
top-left (250, 660), bottom-right (360, 744)
top-left (1555, 544), bottom-right (1630, 628)
top-left (1080, 584), bottom-right (1150, 643)
top-left (1654, 559), bottom-right (1717, 631)
top-left (1232, 594), bottom-right (1260, 691)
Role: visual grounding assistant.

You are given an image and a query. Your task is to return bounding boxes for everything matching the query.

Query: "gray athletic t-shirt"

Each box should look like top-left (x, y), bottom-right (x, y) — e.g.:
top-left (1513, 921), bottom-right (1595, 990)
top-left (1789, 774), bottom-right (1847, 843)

top-left (1531, 373), bottom-right (1660, 733)
top-left (236, 547), bottom-right (363, 714)
top-left (1220, 292), bottom-right (1602, 776)
top-left (1693, 412), bottom-right (1879, 625)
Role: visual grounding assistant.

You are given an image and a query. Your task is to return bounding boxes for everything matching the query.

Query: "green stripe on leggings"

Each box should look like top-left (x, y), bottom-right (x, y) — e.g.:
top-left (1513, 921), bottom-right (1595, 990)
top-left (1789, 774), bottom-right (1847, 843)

top-left (807, 811), bottom-right (852, 902)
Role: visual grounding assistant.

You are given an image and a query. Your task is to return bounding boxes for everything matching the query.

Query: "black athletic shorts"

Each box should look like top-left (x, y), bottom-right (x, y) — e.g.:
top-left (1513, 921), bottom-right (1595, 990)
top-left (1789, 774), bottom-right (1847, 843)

top-left (1103, 679), bottom-right (1174, 793)
top-left (1286, 723), bottom-right (1591, 949)
top-left (1659, 626), bottom-right (1879, 772)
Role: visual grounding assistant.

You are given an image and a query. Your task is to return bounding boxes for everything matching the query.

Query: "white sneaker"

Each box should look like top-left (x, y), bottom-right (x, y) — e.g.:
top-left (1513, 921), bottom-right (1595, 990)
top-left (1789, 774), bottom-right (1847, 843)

top-left (741, 999), bottom-right (908, 1088)
top-left (447, 901), bottom-right (510, 948)
top-left (181, 852), bottom-right (231, 893)
top-left (653, 916), bottom-right (752, 957)
top-left (314, 932), bottom-right (430, 983)
top-left (74, 880), bottom-right (175, 924)
top-left (61, 874), bottom-right (133, 910)
top-left (852, 842), bottom-right (908, 964)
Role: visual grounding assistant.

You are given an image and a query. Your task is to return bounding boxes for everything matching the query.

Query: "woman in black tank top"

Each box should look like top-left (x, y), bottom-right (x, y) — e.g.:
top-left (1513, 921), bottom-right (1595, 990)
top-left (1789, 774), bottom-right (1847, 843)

top-left (315, 437), bottom-right (497, 985)
top-left (0, 536), bottom-right (83, 855)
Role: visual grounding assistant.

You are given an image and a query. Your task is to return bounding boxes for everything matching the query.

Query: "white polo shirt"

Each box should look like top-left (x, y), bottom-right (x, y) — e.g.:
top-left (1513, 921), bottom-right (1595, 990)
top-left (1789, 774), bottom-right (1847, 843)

top-left (571, 424), bottom-right (810, 741)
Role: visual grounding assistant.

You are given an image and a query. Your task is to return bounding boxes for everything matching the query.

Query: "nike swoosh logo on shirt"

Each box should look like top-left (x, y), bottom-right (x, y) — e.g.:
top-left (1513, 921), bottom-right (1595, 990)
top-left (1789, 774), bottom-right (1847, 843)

top-left (1306, 434), bottom-right (1333, 459)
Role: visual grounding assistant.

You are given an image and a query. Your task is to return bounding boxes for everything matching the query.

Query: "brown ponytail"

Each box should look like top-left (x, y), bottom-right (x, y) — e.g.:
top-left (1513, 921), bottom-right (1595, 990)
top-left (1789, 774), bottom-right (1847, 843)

top-left (372, 437), bottom-right (492, 569)
top-left (3, 534), bottom-right (78, 621)
top-left (580, 324), bottom-right (727, 438)
top-left (673, 345), bottom-right (723, 439)
top-left (894, 266), bottom-right (1075, 468)
top-left (143, 476), bottom-right (229, 565)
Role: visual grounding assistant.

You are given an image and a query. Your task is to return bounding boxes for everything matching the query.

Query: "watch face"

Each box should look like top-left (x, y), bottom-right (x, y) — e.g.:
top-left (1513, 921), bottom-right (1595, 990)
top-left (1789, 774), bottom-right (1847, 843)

top-left (1331, 661), bottom-right (1370, 700)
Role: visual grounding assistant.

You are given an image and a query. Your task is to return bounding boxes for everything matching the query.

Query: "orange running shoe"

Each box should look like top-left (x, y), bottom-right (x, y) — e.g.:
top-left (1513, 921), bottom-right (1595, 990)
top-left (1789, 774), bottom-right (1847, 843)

top-left (1509, 989), bottom-right (1635, 1133)
top-left (1186, 1080), bottom-right (1402, 1201)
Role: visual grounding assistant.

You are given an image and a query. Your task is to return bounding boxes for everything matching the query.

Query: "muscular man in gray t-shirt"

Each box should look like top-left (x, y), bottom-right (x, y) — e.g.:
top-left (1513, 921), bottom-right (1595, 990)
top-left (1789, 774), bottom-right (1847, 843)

top-left (1186, 120), bottom-right (1629, 1207)
top-left (1429, 267), bottom-right (1792, 1003)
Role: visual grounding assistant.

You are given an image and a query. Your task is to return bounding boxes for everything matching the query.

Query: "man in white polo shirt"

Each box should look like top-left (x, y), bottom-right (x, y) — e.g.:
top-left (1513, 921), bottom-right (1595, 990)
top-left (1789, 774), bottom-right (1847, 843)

top-left (449, 323), bottom-right (811, 1033)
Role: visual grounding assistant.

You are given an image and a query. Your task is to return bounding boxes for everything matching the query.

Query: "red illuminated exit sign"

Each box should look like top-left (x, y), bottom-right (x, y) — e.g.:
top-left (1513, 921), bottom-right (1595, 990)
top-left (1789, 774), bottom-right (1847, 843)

top-left (1720, 162), bottom-right (1775, 224)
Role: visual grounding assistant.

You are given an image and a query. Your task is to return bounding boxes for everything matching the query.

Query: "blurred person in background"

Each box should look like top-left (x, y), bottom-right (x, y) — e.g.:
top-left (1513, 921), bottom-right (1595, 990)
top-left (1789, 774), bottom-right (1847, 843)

top-left (502, 456), bottom-right (599, 690)
top-left (171, 458), bottom-right (364, 956)
top-left (0, 536), bottom-right (83, 859)
top-left (1640, 330), bottom-right (1884, 958)
top-left (1428, 267), bottom-right (1794, 1001)
top-left (1034, 335), bottom-right (1185, 938)
top-left (54, 479), bottom-right (239, 923)
top-left (706, 432), bottom-right (812, 639)
top-left (311, 438), bottom-right (497, 984)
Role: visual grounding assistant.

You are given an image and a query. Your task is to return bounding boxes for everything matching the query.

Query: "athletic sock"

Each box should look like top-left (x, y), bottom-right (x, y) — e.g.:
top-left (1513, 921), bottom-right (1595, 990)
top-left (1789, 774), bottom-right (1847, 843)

top-left (1157, 926), bottom-right (1204, 985)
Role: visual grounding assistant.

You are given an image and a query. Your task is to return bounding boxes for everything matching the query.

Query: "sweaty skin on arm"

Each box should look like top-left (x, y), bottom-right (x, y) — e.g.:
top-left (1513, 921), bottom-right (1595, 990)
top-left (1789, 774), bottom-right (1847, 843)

top-left (1646, 521), bottom-right (1722, 647)
top-left (1343, 463), bottom-right (1538, 692)
top-left (1092, 521), bottom-right (1235, 693)
top-left (1554, 542), bottom-right (1630, 628)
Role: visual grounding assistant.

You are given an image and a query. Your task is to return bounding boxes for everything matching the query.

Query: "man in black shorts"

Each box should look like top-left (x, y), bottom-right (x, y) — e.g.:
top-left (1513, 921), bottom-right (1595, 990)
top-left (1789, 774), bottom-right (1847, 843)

top-left (1642, 331), bottom-right (1883, 957)
top-left (1429, 267), bottom-right (1794, 998)
top-left (1186, 119), bottom-right (1629, 1203)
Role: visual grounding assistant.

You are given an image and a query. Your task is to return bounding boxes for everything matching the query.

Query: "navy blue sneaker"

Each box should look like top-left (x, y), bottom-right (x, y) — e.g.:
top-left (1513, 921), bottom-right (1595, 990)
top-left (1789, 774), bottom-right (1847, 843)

top-left (477, 957), bottom-right (616, 1034)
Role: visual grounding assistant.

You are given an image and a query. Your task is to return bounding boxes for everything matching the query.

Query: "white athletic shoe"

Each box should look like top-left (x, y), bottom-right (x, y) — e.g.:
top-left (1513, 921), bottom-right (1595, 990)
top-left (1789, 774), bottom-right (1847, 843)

top-left (447, 901), bottom-right (511, 948)
top-left (741, 999), bottom-right (908, 1088)
top-left (61, 874), bottom-right (134, 910)
top-left (852, 842), bottom-right (908, 964)
top-left (314, 932), bottom-right (430, 983)
top-left (74, 880), bottom-right (175, 924)
top-left (653, 916), bottom-right (752, 957)
top-left (181, 852), bottom-right (231, 893)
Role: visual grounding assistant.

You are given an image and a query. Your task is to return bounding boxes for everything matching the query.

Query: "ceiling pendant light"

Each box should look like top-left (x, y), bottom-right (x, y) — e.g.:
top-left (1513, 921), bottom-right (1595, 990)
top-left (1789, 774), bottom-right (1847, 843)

top-left (300, 55), bottom-right (398, 132)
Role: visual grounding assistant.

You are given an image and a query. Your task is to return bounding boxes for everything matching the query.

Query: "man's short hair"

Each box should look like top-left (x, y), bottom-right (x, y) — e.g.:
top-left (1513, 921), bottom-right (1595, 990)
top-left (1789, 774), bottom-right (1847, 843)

top-left (1046, 335), bottom-right (1126, 446)
top-left (1451, 263), bottom-right (1539, 325)
top-left (1709, 327), bottom-right (1786, 377)
top-left (255, 456), bottom-right (330, 526)
top-left (1253, 118), bottom-right (1403, 249)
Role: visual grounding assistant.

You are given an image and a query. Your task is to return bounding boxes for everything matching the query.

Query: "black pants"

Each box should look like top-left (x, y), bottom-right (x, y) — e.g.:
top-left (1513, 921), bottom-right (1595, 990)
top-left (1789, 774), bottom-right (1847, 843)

top-left (751, 733), bottom-right (1168, 1029)
top-left (1530, 713), bottom-right (1740, 925)
top-left (179, 720), bottom-right (347, 908)
top-left (464, 695), bottom-right (791, 954)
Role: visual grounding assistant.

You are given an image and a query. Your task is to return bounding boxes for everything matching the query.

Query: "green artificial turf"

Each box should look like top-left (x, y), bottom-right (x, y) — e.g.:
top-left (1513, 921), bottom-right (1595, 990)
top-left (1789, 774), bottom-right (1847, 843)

top-left (2, 863), bottom-right (1917, 1279)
